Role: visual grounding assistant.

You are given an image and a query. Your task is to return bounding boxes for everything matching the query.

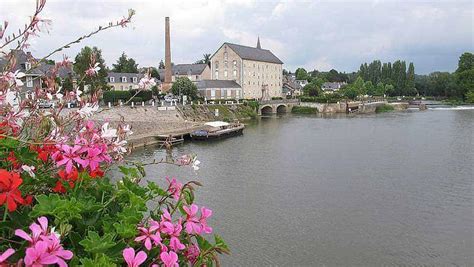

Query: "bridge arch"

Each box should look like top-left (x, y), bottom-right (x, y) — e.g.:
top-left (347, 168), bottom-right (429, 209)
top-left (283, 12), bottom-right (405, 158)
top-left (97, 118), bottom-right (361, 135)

top-left (260, 105), bottom-right (274, 114)
top-left (276, 104), bottom-right (288, 113)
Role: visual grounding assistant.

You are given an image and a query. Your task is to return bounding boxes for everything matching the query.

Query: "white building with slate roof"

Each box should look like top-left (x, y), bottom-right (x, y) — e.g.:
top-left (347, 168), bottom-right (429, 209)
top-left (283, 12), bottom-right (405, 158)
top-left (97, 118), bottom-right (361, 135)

top-left (210, 39), bottom-right (284, 100)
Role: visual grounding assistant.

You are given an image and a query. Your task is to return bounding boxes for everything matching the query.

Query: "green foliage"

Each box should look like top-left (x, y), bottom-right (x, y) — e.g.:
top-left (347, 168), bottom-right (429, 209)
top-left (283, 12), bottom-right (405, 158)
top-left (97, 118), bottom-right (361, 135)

top-left (103, 90), bottom-right (132, 104)
top-left (291, 106), bottom-right (318, 114)
top-left (375, 104), bottom-right (395, 113)
top-left (195, 53), bottom-right (211, 64)
top-left (129, 89), bottom-right (152, 102)
top-left (303, 82), bottom-right (321, 97)
top-left (295, 68), bottom-right (309, 81)
top-left (465, 90), bottom-right (474, 103)
top-left (299, 93), bottom-right (342, 103)
top-left (171, 77), bottom-right (198, 100)
top-left (73, 46), bottom-right (108, 94)
top-left (112, 52), bottom-right (139, 73)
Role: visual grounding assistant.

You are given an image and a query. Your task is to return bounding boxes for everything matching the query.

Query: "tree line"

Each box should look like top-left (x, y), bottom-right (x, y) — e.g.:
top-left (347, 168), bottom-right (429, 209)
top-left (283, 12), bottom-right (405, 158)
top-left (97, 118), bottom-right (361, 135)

top-left (358, 60), bottom-right (415, 96)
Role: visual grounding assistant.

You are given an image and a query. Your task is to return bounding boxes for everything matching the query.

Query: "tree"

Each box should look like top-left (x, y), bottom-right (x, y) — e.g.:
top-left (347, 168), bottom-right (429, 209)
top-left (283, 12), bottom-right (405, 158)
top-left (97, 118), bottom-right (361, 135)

top-left (352, 76), bottom-right (366, 95)
top-left (171, 77), bottom-right (198, 100)
top-left (365, 81), bottom-right (375, 96)
top-left (112, 52), bottom-right (138, 73)
top-left (374, 82), bottom-right (386, 96)
top-left (158, 59), bottom-right (165, 69)
top-left (195, 54), bottom-right (211, 65)
top-left (73, 46), bottom-right (108, 94)
top-left (406, 62), bottom-right (416, 95)
top-left (303, 82), bottom-right (321, 97)
top-left (455, 52), bottom-right (474, 100)
top-left (282, 69), bottom-right (289, 76)
top-left (428, 72), bottom-right (457, 97)
top-left (295, 68), bottom-right (308, 80)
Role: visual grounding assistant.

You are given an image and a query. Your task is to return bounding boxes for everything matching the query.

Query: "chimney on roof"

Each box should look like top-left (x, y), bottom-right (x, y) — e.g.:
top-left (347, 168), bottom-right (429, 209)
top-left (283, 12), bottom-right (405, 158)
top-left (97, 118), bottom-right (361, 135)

top-left (256, 36), bottom-right (261, 49)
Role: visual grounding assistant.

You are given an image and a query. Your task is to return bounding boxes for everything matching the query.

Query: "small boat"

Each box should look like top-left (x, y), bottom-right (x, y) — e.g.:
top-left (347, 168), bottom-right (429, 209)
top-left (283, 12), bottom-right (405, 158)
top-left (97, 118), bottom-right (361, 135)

top-left (190, 121), bottom-right (245, 140)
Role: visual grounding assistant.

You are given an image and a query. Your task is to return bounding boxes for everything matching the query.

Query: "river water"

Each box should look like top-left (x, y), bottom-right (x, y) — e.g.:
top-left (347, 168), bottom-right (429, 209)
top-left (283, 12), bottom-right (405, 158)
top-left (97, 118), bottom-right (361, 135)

top-left (127, 107), bottom-right (473, 266)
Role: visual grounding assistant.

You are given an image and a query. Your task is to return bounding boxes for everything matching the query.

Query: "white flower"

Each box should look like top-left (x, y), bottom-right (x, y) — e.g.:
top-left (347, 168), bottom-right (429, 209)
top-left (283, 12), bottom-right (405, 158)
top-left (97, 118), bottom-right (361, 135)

top-left (5, 90), bottom-right (19, 108)
top-left (122, 124), bottom-right (133, 136)
top-left (77, 103), bottom-right (99, 118)
top-left (21, 165), bottom-right (35, 177)
top-left (101, 122), bottom-right (117, 140)
top-left (46, 93), bottom-right (53, 100)
top-left (75, 88), bottom-right (82, 101)
top-left (1, 71), bottom-right (24, 87)
top-left (55, 93), bottom-right (64, 100)
top-left (113, 139), bottom-right (128, 154)
top-left (192, 158), bottom-right (201, 171)
top-left (138, 74), bottom-right (156, 90)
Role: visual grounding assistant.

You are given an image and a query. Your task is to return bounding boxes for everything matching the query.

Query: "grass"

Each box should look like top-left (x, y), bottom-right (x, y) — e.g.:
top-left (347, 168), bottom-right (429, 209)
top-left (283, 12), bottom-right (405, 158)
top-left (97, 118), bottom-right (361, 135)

top-left (291, 106), bottom-right (318, 114)
top-left (375, 104), bottom-right (395, 113)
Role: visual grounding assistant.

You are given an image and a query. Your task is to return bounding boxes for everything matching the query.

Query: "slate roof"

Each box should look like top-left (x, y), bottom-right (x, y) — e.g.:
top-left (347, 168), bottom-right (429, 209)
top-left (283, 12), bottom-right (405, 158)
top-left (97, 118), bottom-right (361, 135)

top-left (107, 72), bottom-right (144, 83)
top-left (322, 82), bottom-right (345, 91)
top-left (196, 80), bottom-right (241, 89)
top-left (223, 43), bottom-right (283, 64)
top-left (158, 63), bottom-right (208, 81)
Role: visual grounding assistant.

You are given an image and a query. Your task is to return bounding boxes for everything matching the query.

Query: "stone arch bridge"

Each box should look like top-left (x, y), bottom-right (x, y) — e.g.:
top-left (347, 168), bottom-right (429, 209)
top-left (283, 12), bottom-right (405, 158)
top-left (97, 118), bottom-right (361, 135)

top-left (258, 99), bottom-right (300, 115)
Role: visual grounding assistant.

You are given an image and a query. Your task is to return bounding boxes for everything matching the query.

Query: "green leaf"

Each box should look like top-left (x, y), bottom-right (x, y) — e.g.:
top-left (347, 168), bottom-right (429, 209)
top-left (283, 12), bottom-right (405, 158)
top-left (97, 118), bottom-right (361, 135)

top-left (80, 253), bottom-right (117, 267)
top-left (113, 221), bottom-right (137, 239)
top-left (147, 181), bottom-right (168, 197)
top-left (30, 194), bottom-right (83, 223)
top-left (196, 235), bottom-right (213, 251)
top-left (79, 231), bottom-right (116, 255)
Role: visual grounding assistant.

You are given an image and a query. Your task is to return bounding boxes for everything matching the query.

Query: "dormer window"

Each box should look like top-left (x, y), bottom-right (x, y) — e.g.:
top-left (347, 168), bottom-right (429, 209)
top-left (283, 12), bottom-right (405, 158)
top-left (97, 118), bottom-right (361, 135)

top-left (110, 77), bottom-right (115, 82)
top-left (121, 77), bottom-right (127, 83)
top-left (24, 62), bottom-right (31, 71)
top-left (132, 77), bottom-right (137, 83)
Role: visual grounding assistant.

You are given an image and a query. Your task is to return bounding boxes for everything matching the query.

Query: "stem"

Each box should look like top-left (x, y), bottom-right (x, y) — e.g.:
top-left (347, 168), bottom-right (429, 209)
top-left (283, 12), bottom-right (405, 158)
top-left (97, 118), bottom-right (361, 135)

top-left (2, 209), bottom-right (8, 222)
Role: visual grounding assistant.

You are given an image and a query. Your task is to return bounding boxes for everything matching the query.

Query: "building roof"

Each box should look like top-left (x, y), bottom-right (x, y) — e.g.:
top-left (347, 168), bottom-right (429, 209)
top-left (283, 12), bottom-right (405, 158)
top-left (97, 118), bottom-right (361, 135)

top-left (196, 80), bottom-right (241, 89)
top-left (322, 82), bottom-right (345, 91)
top-left (218, 43), bottom-right (283, 64)
top-left (158, 63), bottom-right (208, 81)
top-left (107, 72), bottom-right (144, 83)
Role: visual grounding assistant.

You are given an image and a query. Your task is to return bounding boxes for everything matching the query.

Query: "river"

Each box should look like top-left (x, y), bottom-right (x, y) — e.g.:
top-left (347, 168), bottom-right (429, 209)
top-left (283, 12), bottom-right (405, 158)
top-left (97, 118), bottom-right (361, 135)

top-left (126, 107), bottom-right (473, 266)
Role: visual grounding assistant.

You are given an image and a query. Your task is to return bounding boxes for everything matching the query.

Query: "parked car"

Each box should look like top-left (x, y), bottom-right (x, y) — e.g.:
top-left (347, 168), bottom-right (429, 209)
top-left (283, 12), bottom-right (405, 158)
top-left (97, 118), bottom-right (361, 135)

top-left (164, 94), bottom-right (178, 103)
top-left (38, 100), bottom-right (53, 108)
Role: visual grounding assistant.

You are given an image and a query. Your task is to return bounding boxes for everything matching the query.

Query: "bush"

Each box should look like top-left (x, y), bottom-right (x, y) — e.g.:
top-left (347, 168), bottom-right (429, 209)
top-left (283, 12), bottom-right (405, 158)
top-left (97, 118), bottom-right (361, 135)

top-left (103, 90), bottom-right (132, 104)
top-left (465, 91), bottom-right (474, 103)
top-left (244, 100), bottom-right (259, 111)
top-left (292, 106), bottom-right (318, 114)
top-left (129, 97), bottom-right (143, 103)
top-left (130, 89), bottom-right (153, 102)
top-left (271, 97), bottom-right (283, 100)
top-left (375, 104), bottom-right (395, 113)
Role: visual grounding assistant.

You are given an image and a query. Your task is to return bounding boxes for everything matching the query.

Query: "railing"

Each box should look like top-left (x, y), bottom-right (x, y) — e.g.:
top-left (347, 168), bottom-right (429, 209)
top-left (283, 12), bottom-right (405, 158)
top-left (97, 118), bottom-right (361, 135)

top-left (259, 99), bottom-right (300, 105)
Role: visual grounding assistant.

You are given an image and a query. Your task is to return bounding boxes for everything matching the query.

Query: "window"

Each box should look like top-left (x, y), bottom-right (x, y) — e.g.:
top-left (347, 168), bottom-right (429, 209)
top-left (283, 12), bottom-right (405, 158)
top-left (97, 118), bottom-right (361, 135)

top-left (132, 77), bottom-right (137, 83)
top-left (26, 76), bottom-right (33, 87)
top-left (215, 61), bottom-right (219, 69)
top-left (121, 77), bottom-right (127, 83)
top-left (120, 85), bottom-right (124, 90)
top-left (224, 52), bottom-right (228, 60)
top-left (227, 89), bottom-right (232, 97)
top-left (224, 61), bottom-right (228, 68)
top-left (233, 70), bottom-right (237, 77)
top-left (224, 70), bottom-right (228, 78)
top-left (129, 85), bottom-right (132, 90)
top-left (211, 89), bottom-right (216, 99)
top-left (110, 77), bottom-right (115, 82)
top-left (215, 70), bottom-right (219, 79)
top-left (196, 75), bottom-right (199, 80)
top-left (233, 60), bottom-right (237, 68)
top-left (25, 62), bottom-right (31, 71)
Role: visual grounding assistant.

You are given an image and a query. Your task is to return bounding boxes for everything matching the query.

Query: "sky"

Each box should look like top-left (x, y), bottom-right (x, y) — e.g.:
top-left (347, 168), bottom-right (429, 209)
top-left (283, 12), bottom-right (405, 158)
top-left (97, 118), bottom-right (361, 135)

top-left (0, 0), bottom-right (472, 74)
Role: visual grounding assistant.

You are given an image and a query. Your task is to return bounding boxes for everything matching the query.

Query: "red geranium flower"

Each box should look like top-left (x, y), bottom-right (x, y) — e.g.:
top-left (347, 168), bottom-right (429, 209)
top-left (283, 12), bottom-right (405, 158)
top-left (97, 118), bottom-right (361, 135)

top-left (89, 168), bottom-right (104, 178)
top-left (53, 168), bottom-right (78, 193)
top-left (0, 169), bottom-right (25, 212)
top-left (7, 152), bottom-right (20, 169)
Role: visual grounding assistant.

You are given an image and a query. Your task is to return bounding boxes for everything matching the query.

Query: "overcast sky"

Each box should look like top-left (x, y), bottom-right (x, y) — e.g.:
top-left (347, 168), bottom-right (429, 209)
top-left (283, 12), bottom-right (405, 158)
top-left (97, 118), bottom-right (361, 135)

top-left (1, 0), bottom-right (472, 74)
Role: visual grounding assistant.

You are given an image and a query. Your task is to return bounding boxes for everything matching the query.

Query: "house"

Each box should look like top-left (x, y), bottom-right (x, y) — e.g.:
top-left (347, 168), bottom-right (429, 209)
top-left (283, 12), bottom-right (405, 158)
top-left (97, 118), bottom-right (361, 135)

top-left (282, 75), bottom-right (302, 97)
top-left (321, 82), bottom-right (346, 93)
top-left (0, 50), bottom-right (75, 96)
top-left (295, 80), bottom-right (309, 88)
top-left (210, 38), bottom-right (284, 100)
top-left (107, 72), bottom-right (145, 91)
top-left (196, 80), bottom-right (242, 100)
top-left (158, 63), bottom-right (211, 82)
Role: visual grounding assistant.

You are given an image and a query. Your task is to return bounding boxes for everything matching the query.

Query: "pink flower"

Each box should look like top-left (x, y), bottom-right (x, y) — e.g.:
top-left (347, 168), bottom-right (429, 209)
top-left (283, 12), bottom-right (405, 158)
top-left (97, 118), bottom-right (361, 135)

top-left (160, 251), bottom-right (178, 267)
top-left (134, 226), bottom-right (161, 250)
top-left (85, 62), bottom-right (100, 76)
top-left (15, 216), bottom-right (49, 244)
top-left (183, 204), bottom-right (202, 235)
top-left (184, 243), bottom-right (200, 265)
top-left (81, 147), bottom-right (102, 171)
top-left (0, 248), bottom-right (14, 264)
top-left (24, 241), bottom-right (57, 266)
top-left (199, 207), bottom-right (213, 234)
top-left (123, 248), bottom-right (147, 267)
top-left (166, 177), bottom-right (182, 200)
top-left (161, 219), bottom-right (185, 252)
top-left (41, 234), bottom-right (74, 267)
top-left (55, 144), bottom-right (84, 173)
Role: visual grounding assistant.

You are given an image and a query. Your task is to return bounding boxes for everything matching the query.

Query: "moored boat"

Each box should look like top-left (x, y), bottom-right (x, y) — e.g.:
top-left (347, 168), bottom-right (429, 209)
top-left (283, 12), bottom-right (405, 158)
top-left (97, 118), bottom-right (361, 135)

top-left (190, 121), bottom-right (244, 140)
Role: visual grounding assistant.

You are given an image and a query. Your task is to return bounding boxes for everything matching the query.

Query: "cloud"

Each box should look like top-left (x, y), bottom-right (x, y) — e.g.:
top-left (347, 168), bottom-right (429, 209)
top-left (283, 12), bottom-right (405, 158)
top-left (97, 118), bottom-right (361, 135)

top-left (0, 0), bottom-right (471, 74)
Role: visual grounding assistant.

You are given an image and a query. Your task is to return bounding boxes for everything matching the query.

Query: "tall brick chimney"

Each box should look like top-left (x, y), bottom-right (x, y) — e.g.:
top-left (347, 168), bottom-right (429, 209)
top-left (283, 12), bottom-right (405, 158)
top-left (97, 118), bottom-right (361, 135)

top-left (163, 17), bottom-right (172, 92)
